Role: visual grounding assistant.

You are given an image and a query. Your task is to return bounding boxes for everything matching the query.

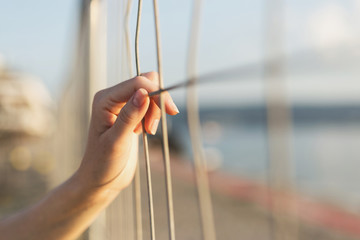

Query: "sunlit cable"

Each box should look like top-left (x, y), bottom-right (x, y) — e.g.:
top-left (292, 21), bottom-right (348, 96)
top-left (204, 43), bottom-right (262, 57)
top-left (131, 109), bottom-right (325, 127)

top-left (186, 0), bottom-right (216, 239)
top-left (135, 0), bottom-right (156, 239)
top-left (152, 0), bottom-right (176, 239)
top-left (124, 0), bottom-right (142, 239)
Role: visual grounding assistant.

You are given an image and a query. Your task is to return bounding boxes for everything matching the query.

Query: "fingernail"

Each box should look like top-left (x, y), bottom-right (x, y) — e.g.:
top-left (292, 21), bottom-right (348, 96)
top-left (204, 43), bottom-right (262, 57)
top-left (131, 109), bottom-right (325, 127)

top-left (169, 100), bottom-right (180, 114)
top-left (133, 89), bottom-right (147, 107)
top-left (150, 119), bottom-right (160, 135)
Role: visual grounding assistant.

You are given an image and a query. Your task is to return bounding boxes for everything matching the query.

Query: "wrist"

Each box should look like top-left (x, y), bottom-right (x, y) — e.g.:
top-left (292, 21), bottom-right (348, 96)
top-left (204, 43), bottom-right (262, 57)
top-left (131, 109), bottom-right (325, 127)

top-left (69, 169), bottom-right (118, 208)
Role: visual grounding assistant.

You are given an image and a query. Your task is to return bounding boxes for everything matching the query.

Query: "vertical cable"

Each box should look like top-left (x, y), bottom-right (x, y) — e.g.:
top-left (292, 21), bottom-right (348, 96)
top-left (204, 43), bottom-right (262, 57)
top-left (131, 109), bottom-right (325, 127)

top-left (263, 0), bottom-right (298, 240)
top-left (152, 1), bottom-right (176, 239)
top-left (124, 0), bottom-right (142, 239)
top-left (135, 0), bottom-right (156, 239)
top-left (89, 1), bottom-right (108, 238)
top-left (186, 0), bottom-right (216, 239)
top-left (124, 0), bottom-right (133, 76)
top-left (135, 0), bottom-right (141, 77)
top-left (142, 122), bottom-right (156, 240)
top-left (134, 165), bottom-right (143, 240)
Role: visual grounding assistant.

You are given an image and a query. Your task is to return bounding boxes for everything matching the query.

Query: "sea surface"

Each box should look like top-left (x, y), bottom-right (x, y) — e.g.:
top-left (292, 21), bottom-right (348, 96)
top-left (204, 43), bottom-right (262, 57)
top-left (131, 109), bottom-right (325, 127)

top-left (168, 106), bottom-right (360, 211)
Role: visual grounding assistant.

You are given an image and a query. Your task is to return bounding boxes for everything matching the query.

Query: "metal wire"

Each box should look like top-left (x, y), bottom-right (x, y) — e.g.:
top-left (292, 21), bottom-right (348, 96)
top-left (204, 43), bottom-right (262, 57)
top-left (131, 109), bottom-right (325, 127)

top-left (148, 59), bottom-right (270, 97)
top-left (186, 0), bottom-right (216, 239)
top-left (152, 0), bottom-right (176, 239)
top-left (135, 0), bottom-right (156, 239)
top-left (148, 46), bottom-right (327, 97)
top-left (142, 121), bottom-right (156, 240)
top-left (124, 0), bottom-right (134, 76)
top-left (264, 0), bottom-right (298, 239)
top-left (135, 0), bottom-right (142, 77)
top-left (134, 164), bottom-right (143, 240)
top-left (148, 63), bottom-right (262, 97)
top-left (89, 1), bottom-right (108, 238)
top-left (124, 0), bottom-right (142, 239)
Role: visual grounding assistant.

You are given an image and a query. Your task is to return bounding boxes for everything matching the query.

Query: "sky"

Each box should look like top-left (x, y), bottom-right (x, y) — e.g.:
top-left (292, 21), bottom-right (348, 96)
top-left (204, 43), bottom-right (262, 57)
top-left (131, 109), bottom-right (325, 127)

top-left (1, 0), bottom-right (360, 106)
top-left (0, 0), bottom-right (77, 95)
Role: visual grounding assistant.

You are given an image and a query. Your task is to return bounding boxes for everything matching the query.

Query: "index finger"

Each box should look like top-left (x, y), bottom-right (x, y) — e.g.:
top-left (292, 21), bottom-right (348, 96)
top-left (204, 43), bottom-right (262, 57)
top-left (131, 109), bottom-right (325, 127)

top-left (106, 76), bottom-right (179, 115)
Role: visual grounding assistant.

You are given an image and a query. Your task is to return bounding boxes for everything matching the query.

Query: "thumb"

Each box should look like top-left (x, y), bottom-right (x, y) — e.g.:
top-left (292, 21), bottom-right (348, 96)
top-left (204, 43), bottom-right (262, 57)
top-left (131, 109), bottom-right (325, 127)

top-left (112, 88), bottom-right (150, 135)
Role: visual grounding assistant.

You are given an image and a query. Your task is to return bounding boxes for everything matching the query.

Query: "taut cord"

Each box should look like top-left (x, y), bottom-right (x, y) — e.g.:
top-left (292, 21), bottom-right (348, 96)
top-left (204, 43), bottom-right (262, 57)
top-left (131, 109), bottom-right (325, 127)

top-left (186, 0), bottom-right (216, 239)
top-left (152, 0), bottom-right (176, 239)
top-left (124, 0), bottom-right (142, 239)
top-left (135, 0), bottom-right (156, 239)
top-left (148, 61), bottom-right (262, 97)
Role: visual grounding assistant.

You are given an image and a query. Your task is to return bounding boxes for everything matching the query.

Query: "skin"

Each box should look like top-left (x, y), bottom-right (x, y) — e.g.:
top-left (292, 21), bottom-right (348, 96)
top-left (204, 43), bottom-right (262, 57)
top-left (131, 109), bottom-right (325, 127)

top-left (0, 72), bottom-right (179, 240)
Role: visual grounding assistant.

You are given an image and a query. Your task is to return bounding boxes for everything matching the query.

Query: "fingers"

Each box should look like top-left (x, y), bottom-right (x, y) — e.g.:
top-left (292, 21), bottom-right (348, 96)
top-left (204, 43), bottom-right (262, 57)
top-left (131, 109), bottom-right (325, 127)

top-left (133, 72), bottom-right (172, 135)
top-left (97, 71), bottom-right (178, 137)
top-left (106, 72), bottom-right (179, 116)
top-left (134, 100), bottom-right (161, 135)
top-left (112, 88), bottom-right (150, 136)
top-left (145, 99), bottom-right (161, 135)
top-left (141, 72), bottom-right (179, 116)
top-left (134, 122), bottom-right (142, 134)
top-left (141, 71), bottom-right (158, 83)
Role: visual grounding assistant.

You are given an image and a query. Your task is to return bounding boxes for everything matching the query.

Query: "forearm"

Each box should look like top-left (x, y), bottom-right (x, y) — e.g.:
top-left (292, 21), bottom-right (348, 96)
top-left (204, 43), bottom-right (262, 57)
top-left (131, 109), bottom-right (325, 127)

top-left (0, 171), bottom-right (116, 240)
top-left (0, 74), bottom-right (177, 239)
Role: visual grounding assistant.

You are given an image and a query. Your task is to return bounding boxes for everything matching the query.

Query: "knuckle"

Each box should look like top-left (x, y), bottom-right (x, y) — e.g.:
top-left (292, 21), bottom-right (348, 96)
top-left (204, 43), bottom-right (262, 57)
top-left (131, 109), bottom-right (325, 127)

top-left (119, 108), bottom-right (135, 125)
top-left (132, 75), bottom-right (159, 96)
top-left (147, 71), bottom-right (159, 81)
top-left (93, 90), bottom-right (106, 106)
top-left (134, 76), bottom-right (156, 91)
top-left (92, 92), bottom-right (103, 112)
top-left (134, 76), bottom-right (145, 84)
top-left (133, 76), bottom-right (146, 88)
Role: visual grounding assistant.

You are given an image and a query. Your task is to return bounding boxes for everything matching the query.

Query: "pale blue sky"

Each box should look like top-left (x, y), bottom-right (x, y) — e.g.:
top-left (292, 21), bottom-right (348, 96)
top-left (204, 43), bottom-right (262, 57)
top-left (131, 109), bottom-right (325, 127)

top-left (0, 0), bottom-right (265, 102)
top-left (0, 0), bottom-right (77, 95)
top-left (1, 0), bottom-right (360, 105)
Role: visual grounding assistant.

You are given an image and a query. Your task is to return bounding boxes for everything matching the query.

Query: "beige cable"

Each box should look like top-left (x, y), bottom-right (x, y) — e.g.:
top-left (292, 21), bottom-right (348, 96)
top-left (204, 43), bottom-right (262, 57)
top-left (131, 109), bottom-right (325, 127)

top-left (186, 0), bottom-right (216, 239)
top-left (152, 0), bottom-right (176, 239)
top-left (135, 0), bottom-right (156, 239)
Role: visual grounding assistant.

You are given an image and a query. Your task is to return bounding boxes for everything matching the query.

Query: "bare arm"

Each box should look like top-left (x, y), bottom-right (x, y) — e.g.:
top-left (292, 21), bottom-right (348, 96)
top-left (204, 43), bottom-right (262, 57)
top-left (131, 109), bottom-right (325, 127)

top-left (0, 72), bottom-right (179, 240)
top-left (0, 173), bottom-right (114, 240)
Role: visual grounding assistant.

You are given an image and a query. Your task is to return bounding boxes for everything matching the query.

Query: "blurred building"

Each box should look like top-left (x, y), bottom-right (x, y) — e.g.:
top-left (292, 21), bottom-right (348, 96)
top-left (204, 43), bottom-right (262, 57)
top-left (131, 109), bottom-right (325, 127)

top-left (0, 56), bottom-right (54, 137)
top-left (0, 55), bottom-right (55, 216)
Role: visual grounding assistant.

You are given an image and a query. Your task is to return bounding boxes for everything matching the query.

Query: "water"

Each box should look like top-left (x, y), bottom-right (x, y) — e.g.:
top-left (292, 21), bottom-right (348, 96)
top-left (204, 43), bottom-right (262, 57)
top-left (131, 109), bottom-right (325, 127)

top-left (168, 106), bottom-right (360, 210)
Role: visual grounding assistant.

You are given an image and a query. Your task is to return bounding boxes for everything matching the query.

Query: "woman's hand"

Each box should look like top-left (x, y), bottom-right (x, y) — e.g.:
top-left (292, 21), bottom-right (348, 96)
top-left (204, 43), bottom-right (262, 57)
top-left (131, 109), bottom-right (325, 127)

top-left (77, 72), bottom-right (179, 196)
top-left (0, 72), bottom-right (179, 240)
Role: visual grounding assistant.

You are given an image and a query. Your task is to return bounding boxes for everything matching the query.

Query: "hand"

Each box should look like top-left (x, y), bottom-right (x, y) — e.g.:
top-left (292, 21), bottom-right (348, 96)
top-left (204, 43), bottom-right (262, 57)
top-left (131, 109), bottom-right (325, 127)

top-left (0, 72), bottom-right (179, 240)
top-left (77, 72), bottom-right (179, 196)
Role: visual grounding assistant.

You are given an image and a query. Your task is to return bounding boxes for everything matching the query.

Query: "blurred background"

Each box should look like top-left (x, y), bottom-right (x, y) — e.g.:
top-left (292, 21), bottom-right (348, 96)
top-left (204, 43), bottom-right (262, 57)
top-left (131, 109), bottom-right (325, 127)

top-left (1, 0), bottom-right (360, 239)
